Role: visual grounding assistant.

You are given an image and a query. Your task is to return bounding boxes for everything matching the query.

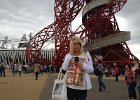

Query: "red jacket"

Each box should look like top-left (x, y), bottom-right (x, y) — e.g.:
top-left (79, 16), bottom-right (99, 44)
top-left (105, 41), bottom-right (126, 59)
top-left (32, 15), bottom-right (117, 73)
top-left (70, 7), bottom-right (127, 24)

top-left (114, 66), bottom-right (119, 74)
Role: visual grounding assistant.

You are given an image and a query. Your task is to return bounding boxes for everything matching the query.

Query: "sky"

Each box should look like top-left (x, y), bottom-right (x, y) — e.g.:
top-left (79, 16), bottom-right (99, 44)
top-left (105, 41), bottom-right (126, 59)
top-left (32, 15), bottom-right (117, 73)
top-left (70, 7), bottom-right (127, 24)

top-left (0, 0), bottom-right (140, 59)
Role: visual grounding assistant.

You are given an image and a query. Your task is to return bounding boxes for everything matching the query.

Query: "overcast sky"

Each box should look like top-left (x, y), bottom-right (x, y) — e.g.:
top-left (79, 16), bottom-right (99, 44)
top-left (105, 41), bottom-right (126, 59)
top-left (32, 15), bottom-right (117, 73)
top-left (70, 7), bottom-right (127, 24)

top-left (0, 0), bottom-right (140, 59)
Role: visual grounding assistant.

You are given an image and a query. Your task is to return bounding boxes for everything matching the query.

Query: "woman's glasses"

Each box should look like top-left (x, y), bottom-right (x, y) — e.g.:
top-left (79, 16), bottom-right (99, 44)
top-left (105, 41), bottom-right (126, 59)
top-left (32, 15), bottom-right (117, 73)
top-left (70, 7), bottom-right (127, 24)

top-left (73, 42), bottom-right (81, 46)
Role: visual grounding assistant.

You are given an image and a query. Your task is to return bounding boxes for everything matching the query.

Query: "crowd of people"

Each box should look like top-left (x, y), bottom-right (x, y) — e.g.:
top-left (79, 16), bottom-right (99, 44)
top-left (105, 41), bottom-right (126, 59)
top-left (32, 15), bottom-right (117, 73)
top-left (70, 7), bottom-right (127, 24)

top-left (94, 58), bottom-right (140, 100)
top-left (0, 61), bottom-right (60, 79)
top-left (125, 59), bottom-right (140, 100)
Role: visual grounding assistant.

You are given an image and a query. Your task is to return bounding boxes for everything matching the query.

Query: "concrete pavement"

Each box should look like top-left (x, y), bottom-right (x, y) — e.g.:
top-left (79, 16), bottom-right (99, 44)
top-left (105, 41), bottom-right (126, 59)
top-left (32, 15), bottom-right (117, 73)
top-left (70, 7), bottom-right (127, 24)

top-left (39, 74), bottom-right (130, 100)
top-left (0, 70), bottom-right (137, 100)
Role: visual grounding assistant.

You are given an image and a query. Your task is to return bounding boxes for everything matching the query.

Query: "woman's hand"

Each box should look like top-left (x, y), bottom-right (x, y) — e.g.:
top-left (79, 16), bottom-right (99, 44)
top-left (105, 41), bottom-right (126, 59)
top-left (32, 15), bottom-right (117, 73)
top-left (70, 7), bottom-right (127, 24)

top-left (78, 60), bottom-right (84, 70)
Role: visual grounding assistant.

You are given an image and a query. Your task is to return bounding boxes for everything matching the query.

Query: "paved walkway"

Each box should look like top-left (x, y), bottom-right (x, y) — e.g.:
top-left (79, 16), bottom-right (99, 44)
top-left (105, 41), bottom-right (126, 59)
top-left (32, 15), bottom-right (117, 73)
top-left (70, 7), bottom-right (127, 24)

top-left (0, 71), bottom-right (47, 100)
top-left (0, 71), bottom-right (138, 100)
top-left (39, 74), bottom-right (131, 100)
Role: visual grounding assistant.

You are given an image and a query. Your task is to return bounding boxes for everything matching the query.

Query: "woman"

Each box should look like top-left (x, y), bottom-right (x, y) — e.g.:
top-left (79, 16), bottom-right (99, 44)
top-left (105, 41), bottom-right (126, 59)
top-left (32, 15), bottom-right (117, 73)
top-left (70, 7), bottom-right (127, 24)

top-left (125, 64), bottom-right (133, 99)
top-left (131, 59), bottom-right (139, 99)
top-left (133, 59), bottom-right (140, 100)
top-left (62, 37), bottom-right (94, 100)
top-left (135, 64), bottom-right (140, 100)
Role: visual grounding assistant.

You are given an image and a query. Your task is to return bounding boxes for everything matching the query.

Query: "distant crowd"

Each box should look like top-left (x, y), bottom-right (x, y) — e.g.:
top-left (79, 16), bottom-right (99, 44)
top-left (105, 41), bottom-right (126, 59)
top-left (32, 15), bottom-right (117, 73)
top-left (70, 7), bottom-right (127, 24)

top-left (0, 62), bottom-right (60, 78)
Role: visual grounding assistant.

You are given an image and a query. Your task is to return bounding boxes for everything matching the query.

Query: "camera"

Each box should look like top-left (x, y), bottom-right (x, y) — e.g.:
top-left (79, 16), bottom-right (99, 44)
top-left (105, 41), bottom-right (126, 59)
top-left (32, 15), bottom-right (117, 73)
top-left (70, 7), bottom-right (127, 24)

top-left (74, 57), bottom-right (79, 63)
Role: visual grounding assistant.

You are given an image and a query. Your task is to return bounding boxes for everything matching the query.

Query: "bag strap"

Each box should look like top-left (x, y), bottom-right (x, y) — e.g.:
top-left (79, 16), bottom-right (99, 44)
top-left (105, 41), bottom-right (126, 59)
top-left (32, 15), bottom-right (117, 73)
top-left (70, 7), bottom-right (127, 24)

top-left (57, 68), bottom-right (63, 80)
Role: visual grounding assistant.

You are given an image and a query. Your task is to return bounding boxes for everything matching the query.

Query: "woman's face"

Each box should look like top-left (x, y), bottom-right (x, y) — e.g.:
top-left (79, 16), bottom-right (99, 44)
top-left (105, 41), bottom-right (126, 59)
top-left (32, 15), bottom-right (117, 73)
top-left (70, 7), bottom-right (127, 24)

top-left (73, 40), bottom-right (81, 53)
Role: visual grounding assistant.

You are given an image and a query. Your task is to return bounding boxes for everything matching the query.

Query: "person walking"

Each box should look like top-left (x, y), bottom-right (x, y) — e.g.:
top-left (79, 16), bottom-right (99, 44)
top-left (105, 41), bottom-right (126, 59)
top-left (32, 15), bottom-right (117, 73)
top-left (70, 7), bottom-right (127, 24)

top-left (1, 62), bottom-right (6, 77)
top-left (135, 62), bottom-right (140, 100)
top-left (114, 63), bottom-right (119, 82)
top-left (17, 63), bottom-right (22, 77)
top-left (34, 61), bottom-right (41, 80)
top-left (62, 37), bottom-right (94, 100)
top-left (40, 65), bottom-right (44, 75)
top-left (131, 59), bottom-right (139, 100)
top-left (132, 58), bottom-right (140, 100)
top-left (125, 64), bottom-right (134, 100)
top-left (96, 60), bottom-right (106, 92)
top-left (12, 63), bottom-right (17, 76)
top-left (105, 68), bottom-right (109, 77)
top-left (0, 63), bottom-right (2, 77)
top-left (51, 65), bottom-right (54, 74)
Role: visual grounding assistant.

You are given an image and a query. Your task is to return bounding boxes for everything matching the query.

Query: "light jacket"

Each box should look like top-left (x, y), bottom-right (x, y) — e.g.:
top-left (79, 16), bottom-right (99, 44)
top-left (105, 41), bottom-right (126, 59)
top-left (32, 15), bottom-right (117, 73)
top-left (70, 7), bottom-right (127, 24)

top-left (62, 51), bottom-right (94, 90)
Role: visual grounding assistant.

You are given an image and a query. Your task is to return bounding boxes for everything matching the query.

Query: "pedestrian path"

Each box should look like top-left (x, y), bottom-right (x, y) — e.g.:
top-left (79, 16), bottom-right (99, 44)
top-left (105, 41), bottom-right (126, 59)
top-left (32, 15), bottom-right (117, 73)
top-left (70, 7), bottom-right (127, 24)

top-left (0, 71), bottom-right (47, 100)
top-left (40, 74), bottom-right (129, 100)
top-left (0, 71), bottom-right (136, 100)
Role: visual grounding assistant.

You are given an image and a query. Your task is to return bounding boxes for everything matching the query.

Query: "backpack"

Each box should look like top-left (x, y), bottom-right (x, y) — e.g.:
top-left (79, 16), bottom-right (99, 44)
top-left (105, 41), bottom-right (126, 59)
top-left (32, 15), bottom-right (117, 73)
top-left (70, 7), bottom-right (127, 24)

top-left (94, 67), bottom-right (102, 76)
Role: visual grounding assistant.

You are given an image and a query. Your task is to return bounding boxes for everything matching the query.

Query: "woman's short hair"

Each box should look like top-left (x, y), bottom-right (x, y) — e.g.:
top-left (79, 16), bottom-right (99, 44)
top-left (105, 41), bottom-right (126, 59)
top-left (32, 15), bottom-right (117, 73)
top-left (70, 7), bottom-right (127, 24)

top-left (69, 36), bottom-right (84, 55)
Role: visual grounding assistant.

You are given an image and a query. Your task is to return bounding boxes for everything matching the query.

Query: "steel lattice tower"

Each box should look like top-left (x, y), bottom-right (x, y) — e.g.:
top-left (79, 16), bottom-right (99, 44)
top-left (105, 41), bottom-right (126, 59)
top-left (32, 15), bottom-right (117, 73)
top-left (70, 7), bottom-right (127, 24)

top-left (26, 0), bottom-right (138, 67)
top-left (82, 0), bottom-right (138, 66)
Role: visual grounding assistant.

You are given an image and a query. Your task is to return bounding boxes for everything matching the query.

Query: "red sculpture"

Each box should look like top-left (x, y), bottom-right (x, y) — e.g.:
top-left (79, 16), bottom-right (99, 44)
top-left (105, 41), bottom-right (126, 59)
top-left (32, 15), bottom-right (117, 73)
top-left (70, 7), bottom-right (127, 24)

top-left (26, 0), bottom-right (138, 67)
